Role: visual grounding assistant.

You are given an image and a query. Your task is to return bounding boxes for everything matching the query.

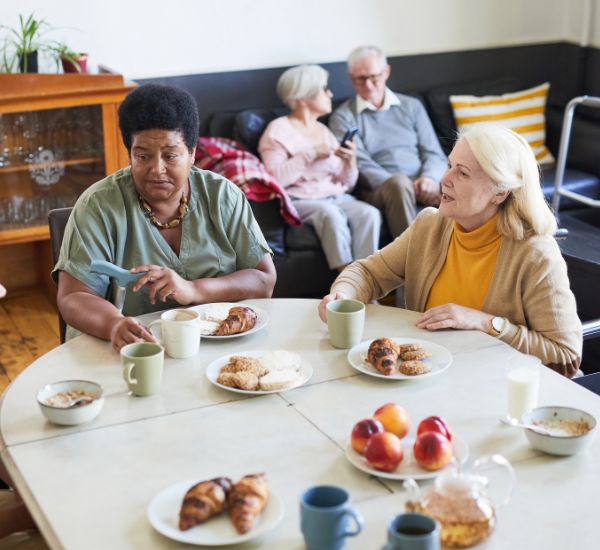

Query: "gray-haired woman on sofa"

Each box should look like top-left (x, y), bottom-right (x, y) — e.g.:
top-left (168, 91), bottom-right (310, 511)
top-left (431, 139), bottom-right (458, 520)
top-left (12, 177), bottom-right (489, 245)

top-left (258, 64), bottom-right (381, 271)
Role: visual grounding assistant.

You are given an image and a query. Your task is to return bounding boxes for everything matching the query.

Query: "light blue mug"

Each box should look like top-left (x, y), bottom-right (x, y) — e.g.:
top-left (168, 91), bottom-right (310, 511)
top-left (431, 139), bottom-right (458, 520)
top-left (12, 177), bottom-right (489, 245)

top-left (382, 513), bottom-right (439, 550)
top-left (300, 485), bottom-right (363, 550)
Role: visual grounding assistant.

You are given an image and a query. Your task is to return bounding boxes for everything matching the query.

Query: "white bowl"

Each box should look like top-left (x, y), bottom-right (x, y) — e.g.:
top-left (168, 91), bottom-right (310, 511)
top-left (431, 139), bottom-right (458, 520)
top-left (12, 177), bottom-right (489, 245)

top-left (521, 406), bottom-right (597, 456)
top-left (37, 380), bottom-right (104, 426)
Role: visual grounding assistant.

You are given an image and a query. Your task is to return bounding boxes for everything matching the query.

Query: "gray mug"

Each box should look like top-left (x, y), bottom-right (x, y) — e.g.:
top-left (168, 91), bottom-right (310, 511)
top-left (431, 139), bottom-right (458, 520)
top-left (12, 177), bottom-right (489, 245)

top-left (383, 513), bottom-right (439, 550)
top-left (326, 299), bottom-right (365, 349)
top-left (300, 485), bottom-right (363, 550)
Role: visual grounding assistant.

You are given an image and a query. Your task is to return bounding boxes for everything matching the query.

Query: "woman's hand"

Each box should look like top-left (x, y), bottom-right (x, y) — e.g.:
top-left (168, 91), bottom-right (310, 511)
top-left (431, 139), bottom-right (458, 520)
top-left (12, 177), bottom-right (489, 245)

top-left (415, 303), bottom-right (493, 332)
top-left (335, 139), bottom-right (356, 165)
top-left (318, 291), bottom-right (348, 322)
top-left (109, 317), bottom-right (157, 352)
top-left (314, 143), bottom-right (333, 159)
top-left (131, 265), bottom-right (196, 305)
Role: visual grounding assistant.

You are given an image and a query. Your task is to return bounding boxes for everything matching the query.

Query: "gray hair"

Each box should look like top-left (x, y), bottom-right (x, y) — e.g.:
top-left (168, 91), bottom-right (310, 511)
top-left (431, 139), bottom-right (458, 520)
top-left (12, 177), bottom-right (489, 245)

top-left (461, 123), bottom-right (557, 239)
top-left (276, 65), bottom-right (328, 109)
top-left (347, 46), bottom-right (387, 72)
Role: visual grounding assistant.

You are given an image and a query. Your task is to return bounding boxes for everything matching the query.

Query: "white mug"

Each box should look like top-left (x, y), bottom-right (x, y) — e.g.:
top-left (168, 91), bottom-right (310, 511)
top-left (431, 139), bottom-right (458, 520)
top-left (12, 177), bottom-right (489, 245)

top-left (148, 309), bottom-right (201, 359)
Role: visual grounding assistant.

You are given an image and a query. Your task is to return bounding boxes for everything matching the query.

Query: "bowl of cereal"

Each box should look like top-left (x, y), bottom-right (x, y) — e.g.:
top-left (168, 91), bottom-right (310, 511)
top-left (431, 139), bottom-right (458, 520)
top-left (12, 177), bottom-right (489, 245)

top-left (521, 406), bottom-right (597, 456)
top-left (37, 380), bottom-right (104, 426)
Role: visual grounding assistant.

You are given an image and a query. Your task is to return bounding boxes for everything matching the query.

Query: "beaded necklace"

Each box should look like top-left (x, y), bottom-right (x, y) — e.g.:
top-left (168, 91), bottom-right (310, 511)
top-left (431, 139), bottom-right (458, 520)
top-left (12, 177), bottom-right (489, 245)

top-left (137, 192), bottom-right (189, 230)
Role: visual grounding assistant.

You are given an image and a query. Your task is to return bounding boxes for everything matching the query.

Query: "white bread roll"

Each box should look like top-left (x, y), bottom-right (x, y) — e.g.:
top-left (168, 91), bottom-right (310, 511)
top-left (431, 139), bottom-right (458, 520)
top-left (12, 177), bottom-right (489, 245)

top-left (258, 369), bottom-right (301, 391)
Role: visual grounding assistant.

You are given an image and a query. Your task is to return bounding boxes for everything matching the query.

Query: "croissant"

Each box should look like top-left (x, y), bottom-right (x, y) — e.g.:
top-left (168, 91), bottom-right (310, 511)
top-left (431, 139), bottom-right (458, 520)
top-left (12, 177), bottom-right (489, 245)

top-left (215, 307), bottom-right (257, 336)
top-left (178, 477), bottom-right (233, 530)
top-left (228, 473), bottom-right (269, 534)
top-left (367, 338), bottom-right (400, 375)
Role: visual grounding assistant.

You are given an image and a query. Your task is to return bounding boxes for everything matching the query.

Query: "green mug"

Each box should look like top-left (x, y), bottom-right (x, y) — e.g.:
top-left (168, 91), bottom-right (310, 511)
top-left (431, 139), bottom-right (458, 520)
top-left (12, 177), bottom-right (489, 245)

top-left (326, 299), bottom-right (366, 349)
top-left (121, 342), bottom-right (164, 396)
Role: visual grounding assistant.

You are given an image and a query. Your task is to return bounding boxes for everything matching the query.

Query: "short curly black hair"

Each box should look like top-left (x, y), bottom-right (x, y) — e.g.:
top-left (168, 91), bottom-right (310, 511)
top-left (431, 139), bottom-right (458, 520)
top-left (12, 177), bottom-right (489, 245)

top-left (118, 83), bottom-right (200, 153)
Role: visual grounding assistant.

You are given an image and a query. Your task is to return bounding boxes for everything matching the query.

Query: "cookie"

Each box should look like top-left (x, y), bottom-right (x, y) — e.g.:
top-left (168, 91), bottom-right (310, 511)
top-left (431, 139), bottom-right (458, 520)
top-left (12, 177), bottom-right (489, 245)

top-left (401, 349), bottom-right (430, 361)
top-left (399, 360), bottom-right (431, 376)
top-left (398, 343), bottom-right (423, 353)
top-left (216, 371), bottom-right (259, 390)
top-left (221, 356), bottom-right (268, 377)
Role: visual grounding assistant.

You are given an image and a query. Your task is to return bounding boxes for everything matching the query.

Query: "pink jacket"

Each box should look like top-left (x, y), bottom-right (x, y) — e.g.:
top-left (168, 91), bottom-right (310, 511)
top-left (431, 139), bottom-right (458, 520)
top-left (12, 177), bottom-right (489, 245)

top-left (258, 117), bottom-right (358, 200)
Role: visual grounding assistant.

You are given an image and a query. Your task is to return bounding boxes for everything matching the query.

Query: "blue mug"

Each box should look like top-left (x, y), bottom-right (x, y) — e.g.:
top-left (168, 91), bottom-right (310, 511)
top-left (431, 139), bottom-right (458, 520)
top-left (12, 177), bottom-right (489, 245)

top-left (383, 513), bottom-right (439, 550)
top-left (300, 485), bottom-right (363, 550)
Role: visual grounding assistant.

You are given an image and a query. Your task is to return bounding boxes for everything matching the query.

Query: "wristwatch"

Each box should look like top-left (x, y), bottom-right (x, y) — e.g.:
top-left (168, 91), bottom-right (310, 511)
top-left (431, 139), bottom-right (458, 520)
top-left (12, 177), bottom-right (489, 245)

top-left (488, 316), bottom-right (507, 337)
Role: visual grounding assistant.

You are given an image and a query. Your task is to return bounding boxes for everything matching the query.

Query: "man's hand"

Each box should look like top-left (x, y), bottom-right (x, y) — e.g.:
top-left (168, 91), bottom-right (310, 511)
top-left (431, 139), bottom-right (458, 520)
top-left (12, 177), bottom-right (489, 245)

top-left (414, 177), bottom-right (441, 206)
top-left (415, 303), bottom-right (494, 332)
top-left (131, 265), bottom-right (196, 305)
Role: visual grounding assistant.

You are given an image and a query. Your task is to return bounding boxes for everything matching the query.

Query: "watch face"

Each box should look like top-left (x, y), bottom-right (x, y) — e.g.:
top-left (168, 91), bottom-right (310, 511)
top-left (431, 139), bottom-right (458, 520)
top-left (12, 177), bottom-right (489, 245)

top-left (493, 317), bottom-right (505, 332)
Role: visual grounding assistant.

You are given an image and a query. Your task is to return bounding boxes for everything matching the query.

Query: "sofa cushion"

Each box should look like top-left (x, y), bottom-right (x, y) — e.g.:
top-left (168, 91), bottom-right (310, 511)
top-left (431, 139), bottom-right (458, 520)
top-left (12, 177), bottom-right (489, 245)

top-left (233, 107), bottom-right (289, 154)
top-left (425, 76), bottom-right (523, 153)
top-left (450, 82), bottom-right (554, 165)
top-left (285, 223), bottom-right (322, 250)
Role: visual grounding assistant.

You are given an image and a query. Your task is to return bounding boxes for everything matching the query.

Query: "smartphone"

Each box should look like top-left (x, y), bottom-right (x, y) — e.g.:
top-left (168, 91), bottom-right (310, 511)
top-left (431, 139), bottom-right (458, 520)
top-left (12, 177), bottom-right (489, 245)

top-left (340, 128), bottom-right (358, 146)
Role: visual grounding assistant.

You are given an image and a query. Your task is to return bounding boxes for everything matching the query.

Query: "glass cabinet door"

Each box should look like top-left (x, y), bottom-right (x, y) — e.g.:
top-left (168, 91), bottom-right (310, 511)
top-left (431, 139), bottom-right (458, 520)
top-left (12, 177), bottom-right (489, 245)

top-left (0, 105), bottom-right (105, 231)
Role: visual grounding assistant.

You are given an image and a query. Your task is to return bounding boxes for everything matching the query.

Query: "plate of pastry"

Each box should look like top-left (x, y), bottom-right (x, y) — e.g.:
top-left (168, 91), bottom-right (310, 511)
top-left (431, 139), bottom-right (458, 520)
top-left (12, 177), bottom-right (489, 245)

top-left (347, 337), bottom-right (452, 380)
top-left (206, 350), bottom-right (313, 394)
top-left (190, 303), bottom-right (269, 339)
top-left (345, 435), bottom-right (469, 481)
top-left (148, 473), bottom-right (284, 546)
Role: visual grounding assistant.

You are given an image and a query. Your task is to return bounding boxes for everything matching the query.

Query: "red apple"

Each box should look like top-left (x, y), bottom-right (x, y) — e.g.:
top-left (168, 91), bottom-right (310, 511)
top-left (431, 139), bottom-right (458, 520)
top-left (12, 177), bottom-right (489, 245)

top-left (416, 416), bottom-right (452, 441)
top-left (413, 431), bottom-right (453, 471)
top-left (364, 432), bottom-right (404, 472)
top-left (373, 403), bottom-right (410, 439)
top-left (351, 418), bottom-right (384, 454)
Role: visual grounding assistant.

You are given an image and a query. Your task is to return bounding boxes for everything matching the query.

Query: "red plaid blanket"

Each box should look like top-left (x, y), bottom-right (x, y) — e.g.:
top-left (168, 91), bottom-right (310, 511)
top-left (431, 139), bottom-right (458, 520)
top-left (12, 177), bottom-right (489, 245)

top-left (195, 137), bottom-right (301, 226)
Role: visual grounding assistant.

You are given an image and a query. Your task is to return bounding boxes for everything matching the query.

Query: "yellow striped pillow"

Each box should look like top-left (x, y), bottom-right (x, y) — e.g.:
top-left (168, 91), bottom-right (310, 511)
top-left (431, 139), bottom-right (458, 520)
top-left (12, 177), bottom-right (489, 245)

top-left (450, 82), bottom-right (554, 165)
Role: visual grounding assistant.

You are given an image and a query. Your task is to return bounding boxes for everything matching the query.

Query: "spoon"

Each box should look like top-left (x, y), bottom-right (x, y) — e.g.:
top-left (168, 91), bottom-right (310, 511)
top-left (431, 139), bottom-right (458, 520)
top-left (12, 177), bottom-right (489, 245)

top-left (500, 416), bottom-right (552, 436)
top-left (63, 396), bottom-right (95, 408)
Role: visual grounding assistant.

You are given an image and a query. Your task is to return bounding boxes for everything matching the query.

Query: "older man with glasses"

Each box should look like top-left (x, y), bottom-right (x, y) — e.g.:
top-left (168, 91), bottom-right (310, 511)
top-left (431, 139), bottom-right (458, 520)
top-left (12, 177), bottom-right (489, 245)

top-left (329, 46), bottom-right (447, 238)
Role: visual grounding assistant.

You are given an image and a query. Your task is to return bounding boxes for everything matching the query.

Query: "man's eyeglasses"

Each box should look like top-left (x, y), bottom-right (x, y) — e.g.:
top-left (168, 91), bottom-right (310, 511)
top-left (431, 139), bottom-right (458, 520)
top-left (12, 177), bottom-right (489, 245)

top-left (350, 71), bottom-right (385, 85)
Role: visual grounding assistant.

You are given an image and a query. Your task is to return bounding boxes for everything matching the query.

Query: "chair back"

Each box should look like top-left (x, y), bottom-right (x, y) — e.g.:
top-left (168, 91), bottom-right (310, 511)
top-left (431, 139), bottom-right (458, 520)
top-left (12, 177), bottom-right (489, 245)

top-left (48, 207), bottom-right (73, 343)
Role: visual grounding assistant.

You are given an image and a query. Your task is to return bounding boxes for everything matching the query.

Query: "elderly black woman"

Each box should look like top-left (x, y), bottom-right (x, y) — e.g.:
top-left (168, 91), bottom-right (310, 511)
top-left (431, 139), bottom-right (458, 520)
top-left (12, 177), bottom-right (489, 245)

top-left (53, 84), bottom-right (276, 351)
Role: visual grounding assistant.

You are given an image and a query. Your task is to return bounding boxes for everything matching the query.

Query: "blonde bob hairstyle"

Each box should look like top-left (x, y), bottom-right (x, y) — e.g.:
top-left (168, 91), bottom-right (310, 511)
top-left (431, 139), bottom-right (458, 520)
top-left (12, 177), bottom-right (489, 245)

top-left (461, 123), bottom-right (557, 240)
top-left (276, 65), bottom-right (328, 109)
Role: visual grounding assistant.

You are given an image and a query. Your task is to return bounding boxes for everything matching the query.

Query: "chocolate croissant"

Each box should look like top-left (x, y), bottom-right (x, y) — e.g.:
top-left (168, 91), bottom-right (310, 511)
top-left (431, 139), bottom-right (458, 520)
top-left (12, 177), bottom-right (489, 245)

top-left (228, 473), bottom-right (269, 534)
top-left (367, 338), bottom-right (400, 375)
top-left (179, 477), bottom-right (233, 530)
top-left (215, 307), bottom-right (257, 336)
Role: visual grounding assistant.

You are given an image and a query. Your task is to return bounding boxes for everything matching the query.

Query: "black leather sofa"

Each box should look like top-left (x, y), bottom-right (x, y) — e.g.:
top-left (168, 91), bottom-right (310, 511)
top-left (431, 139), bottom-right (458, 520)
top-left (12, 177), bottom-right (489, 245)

top-left (205, 76), bottom-right (600, 299)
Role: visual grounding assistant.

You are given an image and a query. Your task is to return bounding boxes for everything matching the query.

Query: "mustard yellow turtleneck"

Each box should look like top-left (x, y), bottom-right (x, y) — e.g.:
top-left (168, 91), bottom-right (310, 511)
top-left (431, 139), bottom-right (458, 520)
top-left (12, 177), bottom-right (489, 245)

top-left (426, 214), bottom-right (501, 310)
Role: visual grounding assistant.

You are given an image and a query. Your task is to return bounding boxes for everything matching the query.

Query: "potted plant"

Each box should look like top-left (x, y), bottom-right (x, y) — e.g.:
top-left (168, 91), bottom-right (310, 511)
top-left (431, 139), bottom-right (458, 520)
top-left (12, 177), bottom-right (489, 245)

top-left (53, 43), bottom-right (88, 74)
top-left (0, 13), bottom-right (50, 73)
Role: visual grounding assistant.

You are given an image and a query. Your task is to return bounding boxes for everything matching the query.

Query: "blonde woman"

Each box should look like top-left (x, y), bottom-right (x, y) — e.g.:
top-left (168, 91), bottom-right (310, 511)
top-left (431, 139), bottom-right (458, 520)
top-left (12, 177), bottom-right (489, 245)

top-left (259, 64), bottom-right (381, 271)
top-left (319, 123), bottom-right (582, 377)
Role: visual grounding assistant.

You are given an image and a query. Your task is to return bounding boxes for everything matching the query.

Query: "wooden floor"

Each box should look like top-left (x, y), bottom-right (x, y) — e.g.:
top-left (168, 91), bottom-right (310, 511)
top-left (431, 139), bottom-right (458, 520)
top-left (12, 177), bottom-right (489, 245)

top-left (0, 289), bottom-right (60, 396)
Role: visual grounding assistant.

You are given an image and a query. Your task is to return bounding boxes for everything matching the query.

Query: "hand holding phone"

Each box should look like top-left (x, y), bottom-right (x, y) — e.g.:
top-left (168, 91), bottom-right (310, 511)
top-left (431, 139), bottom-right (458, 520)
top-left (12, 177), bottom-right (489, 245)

top-left (340, 128), bottom-right (358, 146)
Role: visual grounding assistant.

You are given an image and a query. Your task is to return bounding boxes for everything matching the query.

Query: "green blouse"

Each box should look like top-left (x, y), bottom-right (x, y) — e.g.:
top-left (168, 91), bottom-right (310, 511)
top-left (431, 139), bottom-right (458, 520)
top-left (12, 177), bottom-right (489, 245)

top-left (53, 166), bottom-right (271, 321)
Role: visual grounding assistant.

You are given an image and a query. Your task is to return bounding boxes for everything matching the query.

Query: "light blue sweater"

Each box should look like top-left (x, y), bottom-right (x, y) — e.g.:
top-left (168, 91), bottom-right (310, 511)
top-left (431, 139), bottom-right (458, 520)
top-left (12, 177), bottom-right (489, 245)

top-left (329, 93), bottom-right (447, 190)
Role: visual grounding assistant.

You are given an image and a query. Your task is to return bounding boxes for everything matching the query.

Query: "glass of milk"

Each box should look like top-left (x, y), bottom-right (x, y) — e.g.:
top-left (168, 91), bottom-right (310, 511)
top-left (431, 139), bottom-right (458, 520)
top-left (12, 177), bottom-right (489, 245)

top-left (506, 356), bottom-right (541, 421)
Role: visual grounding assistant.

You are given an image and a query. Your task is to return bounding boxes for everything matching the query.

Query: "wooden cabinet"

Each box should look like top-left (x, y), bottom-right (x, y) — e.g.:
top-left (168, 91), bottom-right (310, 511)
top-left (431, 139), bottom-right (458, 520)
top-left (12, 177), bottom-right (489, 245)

top-left (0, 74), bottom-right (135, 296)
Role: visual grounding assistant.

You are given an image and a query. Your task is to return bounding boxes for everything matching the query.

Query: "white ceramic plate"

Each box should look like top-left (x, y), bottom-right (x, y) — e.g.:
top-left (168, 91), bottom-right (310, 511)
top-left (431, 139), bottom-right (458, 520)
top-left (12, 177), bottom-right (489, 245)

top-left (345, 434), bottom-right (468, 481)
top-left (190, 303), bottom-right (269, 339)
top-left (147, 479), bottom-right (284, 546)
top-left (347, 337), bottom-right (452, 380)
top-left (206, 351), bottom-right (313, 395)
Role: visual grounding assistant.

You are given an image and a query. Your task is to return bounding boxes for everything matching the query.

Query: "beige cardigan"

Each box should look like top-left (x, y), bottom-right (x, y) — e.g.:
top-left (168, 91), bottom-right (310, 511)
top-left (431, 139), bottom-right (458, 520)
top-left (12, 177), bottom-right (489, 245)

top-left (332, 208), bottom-right (583, 377)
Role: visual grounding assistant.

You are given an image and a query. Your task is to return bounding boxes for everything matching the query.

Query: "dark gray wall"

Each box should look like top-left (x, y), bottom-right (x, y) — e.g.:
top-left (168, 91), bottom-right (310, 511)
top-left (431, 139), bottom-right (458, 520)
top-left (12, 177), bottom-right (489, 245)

top-left (137, 41), bottom-right (596, 132)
